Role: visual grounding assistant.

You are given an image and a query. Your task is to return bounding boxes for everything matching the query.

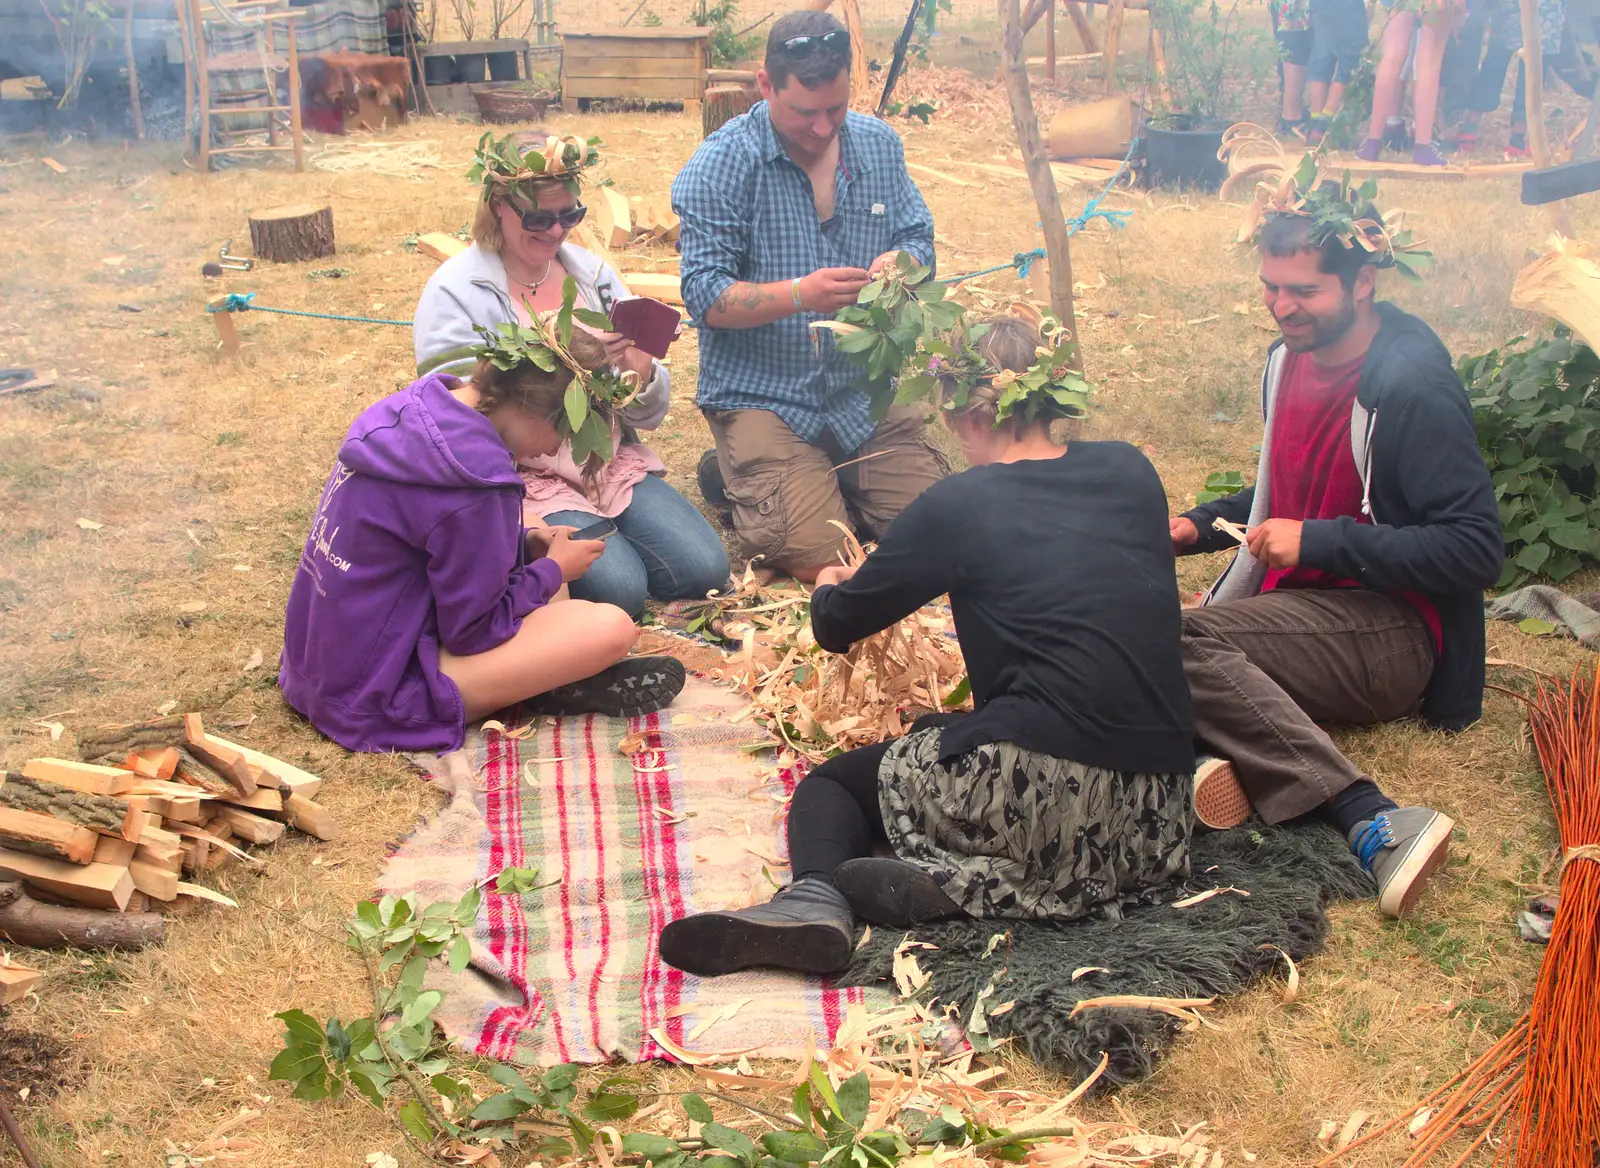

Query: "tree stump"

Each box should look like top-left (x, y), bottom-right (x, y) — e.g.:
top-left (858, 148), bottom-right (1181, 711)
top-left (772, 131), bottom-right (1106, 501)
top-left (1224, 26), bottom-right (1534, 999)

top-left (0, 880), bottom-right (163, 950)
top-left (703, 85), bottom-right (756, 138)
top-left (248, 203), bottom-right (336, 263)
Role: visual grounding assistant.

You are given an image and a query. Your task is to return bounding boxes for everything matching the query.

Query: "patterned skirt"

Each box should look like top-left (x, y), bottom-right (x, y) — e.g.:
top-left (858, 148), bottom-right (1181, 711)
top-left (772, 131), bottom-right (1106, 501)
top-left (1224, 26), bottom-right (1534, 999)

top-left (877, 728), bottom-right (1193, 921)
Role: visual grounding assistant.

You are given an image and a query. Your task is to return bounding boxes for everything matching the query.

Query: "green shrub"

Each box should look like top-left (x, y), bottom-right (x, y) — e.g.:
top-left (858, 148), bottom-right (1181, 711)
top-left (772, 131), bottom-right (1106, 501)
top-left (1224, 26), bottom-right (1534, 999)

top-left (1458, 330), bottom-right (1600, 589)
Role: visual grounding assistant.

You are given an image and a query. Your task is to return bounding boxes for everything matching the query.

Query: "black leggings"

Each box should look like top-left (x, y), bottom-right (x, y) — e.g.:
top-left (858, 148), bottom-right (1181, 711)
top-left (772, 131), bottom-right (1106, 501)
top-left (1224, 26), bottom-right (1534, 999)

top-left (786, 714), bottom-right (966, 882)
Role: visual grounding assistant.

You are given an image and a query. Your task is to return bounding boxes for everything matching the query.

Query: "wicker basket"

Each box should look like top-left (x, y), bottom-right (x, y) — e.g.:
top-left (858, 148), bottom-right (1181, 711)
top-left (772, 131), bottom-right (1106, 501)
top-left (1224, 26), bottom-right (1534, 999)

top-left (473, 86), bottom-right (557, 124)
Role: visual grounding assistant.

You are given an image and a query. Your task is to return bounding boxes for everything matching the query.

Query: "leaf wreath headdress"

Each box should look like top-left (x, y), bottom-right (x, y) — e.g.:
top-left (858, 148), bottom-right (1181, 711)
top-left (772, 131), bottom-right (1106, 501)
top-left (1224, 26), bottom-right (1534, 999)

top-left (899, 306), bottom-right (1092, 427)
top-left (467, 130), bottom-right (603, 201)
top-left (1241, 152), bottom-right (1434, 283)
top-left (471, 277), bottom-right (642, 467)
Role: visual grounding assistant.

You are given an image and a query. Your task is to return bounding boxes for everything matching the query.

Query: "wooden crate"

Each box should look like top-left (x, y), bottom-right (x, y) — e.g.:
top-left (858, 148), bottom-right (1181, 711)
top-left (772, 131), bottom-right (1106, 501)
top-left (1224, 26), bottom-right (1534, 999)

top-left (557, 27), bottom-right (709, 111)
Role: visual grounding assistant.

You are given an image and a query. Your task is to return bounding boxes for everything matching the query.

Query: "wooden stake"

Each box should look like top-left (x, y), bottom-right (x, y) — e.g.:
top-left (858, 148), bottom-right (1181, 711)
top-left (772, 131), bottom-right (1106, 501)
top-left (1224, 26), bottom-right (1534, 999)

top-left (1519, 0), bottom-right (1575, 235)
top-left (208, 296), bottom-right (241, 357)
top-left (1102, 0), bottom-right (1126, 95)
top-left (1064, 0), bottom-right (1098, 52)
top-left (998, 0), bottom-right (1080, 357)
top-left (1046, 0), bottom-right (1056, 81)
top-left (839, 0), bottom-right (872, 110)
top-left (124, 0), bottom-right (145, 140)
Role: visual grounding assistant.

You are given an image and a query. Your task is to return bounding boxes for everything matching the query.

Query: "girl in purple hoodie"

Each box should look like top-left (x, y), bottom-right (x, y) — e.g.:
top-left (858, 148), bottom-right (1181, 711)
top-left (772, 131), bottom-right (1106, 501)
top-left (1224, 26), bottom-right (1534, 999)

top-left (279, 325), bottom-right (686, 754)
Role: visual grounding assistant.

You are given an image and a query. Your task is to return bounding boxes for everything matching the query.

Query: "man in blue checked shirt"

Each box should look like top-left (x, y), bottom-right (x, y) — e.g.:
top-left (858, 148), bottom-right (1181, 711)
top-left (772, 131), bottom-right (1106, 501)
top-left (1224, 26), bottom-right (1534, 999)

top-left (672, 9), bottom-right (945, 582)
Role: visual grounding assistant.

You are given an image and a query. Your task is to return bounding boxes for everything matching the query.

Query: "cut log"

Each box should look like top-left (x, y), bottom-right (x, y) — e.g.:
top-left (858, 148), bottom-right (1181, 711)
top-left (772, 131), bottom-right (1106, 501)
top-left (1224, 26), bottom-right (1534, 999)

top-left (0, 808), bottom-right (97, 864)
top-left (134, 794), bottom-right (204, 823)
top-left (0, 880), bottom-right (162, 949)
top-left (222, 787), bottom-right (283, 814)
top-left (172, 747), bottom-right (235, 797)
top-left (248, 203), bottom-right (336, 263)
top-left (0, 849), bottom-right (134, 911)
top-left (648, 197), bottom-right (680, 243)
top-left (77, 715), bottom-right (187, 763)
top-left (210, 806), bottom-right (286, 845)
top-left (594, 185), bottom-right (633, 250)
top-left (183, 715), bottom-right (257, 796)
top-left (416, 232), bottom-right (468, 263)
top-left (277, 794), bottom-right (340, 841)
top-left (92, 835), bottom-right (137, 866)
top-left (21, 758), bottom-right (134, 796)
top-left (618, 272), bottom-right (682, 305)
top-left (702, 84), bottom-right (755, 138)
top-left (704, 68), bottom-right (758, 88)
top-left (0, 957), bottom-right (41, 1005)
top-left (200, 734), bottom-right (321, 798)
top-left (124, 747), bottom-right (179, 781)
top-left (129, 858), bottom-right (180, 901)
top-left (1, 773), bottom-right (140, 840)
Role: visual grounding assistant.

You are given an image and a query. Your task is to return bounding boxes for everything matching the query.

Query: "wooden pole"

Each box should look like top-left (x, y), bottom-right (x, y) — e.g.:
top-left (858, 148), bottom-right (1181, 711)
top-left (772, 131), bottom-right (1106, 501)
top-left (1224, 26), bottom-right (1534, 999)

top-left (1149, 21), bottom-right (1172, 106)
top-left (1046, 0), bottom-right (1057, 80)
top-left (838, 0), bottom-right (872, 109)
top-left (1063, 0), bottom-right (1098, 52)
top-left (997, 0), bottom-right (1079, 358)
top-left (124, 0), bottom-right (145, 139)
top-left (1101, 0), bottom-right (1125, 95)
top-left (1519, 0), bottom-right (1573, 234)
top-left (286, 18), bottom-right (304, 174)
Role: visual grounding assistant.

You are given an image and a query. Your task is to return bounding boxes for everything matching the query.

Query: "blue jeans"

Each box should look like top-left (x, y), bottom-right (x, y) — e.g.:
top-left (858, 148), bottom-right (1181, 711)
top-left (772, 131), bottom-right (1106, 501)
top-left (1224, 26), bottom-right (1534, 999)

top-left (546, 473), bottom-right (730, 619)
top-left (1308, 0), bottom-right (1367, 84)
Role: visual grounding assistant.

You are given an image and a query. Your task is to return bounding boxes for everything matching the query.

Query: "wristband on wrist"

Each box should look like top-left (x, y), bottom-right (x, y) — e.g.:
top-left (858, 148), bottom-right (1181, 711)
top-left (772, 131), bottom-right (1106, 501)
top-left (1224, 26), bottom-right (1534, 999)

top-left (791, 277), bottom-right (803, 312)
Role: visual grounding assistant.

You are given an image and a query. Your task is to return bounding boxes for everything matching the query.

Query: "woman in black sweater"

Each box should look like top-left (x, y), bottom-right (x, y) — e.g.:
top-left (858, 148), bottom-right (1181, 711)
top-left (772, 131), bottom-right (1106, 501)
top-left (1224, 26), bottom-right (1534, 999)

top-left (659, 318), bottom-right (1196, 978)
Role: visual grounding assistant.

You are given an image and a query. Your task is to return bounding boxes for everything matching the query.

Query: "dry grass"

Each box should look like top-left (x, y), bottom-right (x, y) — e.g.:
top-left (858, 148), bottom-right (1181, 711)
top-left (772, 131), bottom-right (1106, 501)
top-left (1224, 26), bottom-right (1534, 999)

top-left (0, 52), bottom-right (1598, 1168)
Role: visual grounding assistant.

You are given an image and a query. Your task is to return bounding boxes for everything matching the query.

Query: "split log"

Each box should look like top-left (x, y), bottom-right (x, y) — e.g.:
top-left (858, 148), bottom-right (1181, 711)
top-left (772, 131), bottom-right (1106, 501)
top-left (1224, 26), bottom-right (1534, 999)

top-left (129, 858), bottom-right (180, 901)
top-left (181, 838), bottom-right (209, 875)
top-left (172, 747), bottom-right (236, 797)
top-left (21, 758), bottom-right (133, 796)
top-left (202, 735), bottom-right (321, 798)
top-left (211, 806), bottom-right (286, 845)
top-left (276, 794), bottom-right (340, 841)
top-left (0, 773), bottom-right (138, 840)
top-left (593, 186), bottom-right (633, 250)
top-left (125, 747), bottom-right (179, 781)
top-left (248, 203), bottom-right (336, 263)
top-left (0, 849), bottom-right (134, 911)
top-left (0, 809), bottom-right (97, 865)
top-left (77, 715), bottom-right (187, 763)
top-left (222, 787), bottom-right (282, 814)
top-left (0, 956), bottom-right (42, 1005)
top-left (0, 880), bottom-right (163, 949)
top-left (703, 85), bottom-right (756, 138)
top-left (416, 232), bottom-right (468, 263)
top-left (92, 835), bottom-right (137, 866)
top-left (179, 717), bottom-right (257, 796)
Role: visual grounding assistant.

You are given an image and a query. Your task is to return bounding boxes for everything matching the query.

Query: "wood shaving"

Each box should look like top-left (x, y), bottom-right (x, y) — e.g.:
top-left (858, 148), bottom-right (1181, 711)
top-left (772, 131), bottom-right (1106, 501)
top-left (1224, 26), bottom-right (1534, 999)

top-left (1257, 944), bottom-right (1300, 1004)
top-left (1171, 886), bottom-right (1251, 908)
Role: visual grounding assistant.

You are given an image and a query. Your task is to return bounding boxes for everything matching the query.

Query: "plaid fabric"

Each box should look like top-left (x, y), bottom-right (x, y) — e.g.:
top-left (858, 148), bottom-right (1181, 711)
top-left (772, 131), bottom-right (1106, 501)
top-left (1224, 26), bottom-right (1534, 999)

top-left (381, 673), bottom-right (882, 1065)
top-left (672, 104), bottom-right (935, 452)
top-left (205, 0), bottom-right (385, 128)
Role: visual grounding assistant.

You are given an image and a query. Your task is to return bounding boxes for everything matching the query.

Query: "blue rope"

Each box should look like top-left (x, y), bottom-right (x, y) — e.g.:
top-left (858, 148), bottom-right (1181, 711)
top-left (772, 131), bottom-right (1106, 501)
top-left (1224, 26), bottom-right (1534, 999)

top-left (944, 136), bottom-right (1140, 286)
top-left (206, 292), bottom-right (413, 327)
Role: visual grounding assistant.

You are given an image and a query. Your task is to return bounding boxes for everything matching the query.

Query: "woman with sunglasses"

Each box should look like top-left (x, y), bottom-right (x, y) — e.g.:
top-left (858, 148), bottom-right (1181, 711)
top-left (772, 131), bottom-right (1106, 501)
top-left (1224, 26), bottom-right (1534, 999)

top-left (415, 130), bottom-right (730, 620)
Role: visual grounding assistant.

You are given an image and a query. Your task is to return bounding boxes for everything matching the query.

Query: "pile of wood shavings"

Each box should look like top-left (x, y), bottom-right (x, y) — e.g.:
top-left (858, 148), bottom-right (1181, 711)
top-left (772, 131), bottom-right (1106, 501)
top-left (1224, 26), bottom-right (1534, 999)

top-left (715, 529), bottom-right (970, 763)
top-left (686, 997), bottom-right (1233, 1168)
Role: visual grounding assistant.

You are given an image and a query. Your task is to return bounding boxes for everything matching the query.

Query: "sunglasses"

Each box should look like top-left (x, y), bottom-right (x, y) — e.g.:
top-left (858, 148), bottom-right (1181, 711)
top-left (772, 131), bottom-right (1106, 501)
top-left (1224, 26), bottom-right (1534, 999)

top-left (514, 203), bottom-right (588, 234)
top-left (779, 29), bottom-right (847, 57)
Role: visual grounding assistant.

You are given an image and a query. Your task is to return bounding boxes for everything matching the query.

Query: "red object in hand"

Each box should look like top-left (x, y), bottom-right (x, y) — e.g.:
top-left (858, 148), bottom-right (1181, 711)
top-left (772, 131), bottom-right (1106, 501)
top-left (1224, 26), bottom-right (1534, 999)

top-left (608, 297), bottom-right (682, 360)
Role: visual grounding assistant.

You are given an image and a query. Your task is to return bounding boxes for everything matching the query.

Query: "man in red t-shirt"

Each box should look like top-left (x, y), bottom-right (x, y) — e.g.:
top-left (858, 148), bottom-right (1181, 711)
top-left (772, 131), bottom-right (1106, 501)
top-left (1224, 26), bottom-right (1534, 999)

top-left (1172, 204), bottom-right (1503, 919)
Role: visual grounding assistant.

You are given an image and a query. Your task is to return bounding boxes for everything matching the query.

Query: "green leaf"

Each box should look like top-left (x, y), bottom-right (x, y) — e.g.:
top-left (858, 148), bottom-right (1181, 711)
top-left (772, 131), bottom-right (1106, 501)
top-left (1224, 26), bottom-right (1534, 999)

top-left (399, 989), bottom-right (443, 1030)
top-left (564, 383), bottom-right (588, 433)
top-left (1518, 617), bottom-right (1557, 636)
top-left (348, 1068), bottom-right (387, 1106)
top-left (1548, 522), bottom-right (1595, 551)
top-left (471, 1092), bottom-right (533, 1121)
top-left (703, 1126), bottom-right (759, 1167)
top-left (942, 676), bottom-right (971, 708)
top-left (456, 886), bottom-right (482, 923)
top-left (834, 329), bottom-right (880, 355)
top-left (761, 1131), bottom-right (829, 1162)
top-left (557, 277), bottom-right (579, 348)
top-left (355, 899), bottom-right (382, 929)
top-left (1516, 542), bottom-right (1551, 572)
top-left (682, 1093), bottom-right (716, 1124)
top-left (399, 1099), bottom-right (435, 1143)
top-left (835, 1072), bottom-right (870, 1129)
top-left (585, 1088), bottom-right (641, 1123)
top-left (449, 933), bottom-right (473, 973)
top-left (324, 1017), bottom-right (351, 1062)
top-left (268, 1045), bottom-right (324, 1083)
top-left (857, 280), bottom-right (885, 304)
top-left (290, 1068), bottom-right (331, 1101)
top-left (809, 1064), bottom-right (841, 1120)
top-left (574, 307), bottom-right (615, 330)
top-left (535, 1138), bottom-right (575, 1160)
top-left (378, 936), bottom-right (415, 972)
top-left (275, 1008), bottom-right (326, 1049)
top-left (624, 1134), bottom-right (685, 1162)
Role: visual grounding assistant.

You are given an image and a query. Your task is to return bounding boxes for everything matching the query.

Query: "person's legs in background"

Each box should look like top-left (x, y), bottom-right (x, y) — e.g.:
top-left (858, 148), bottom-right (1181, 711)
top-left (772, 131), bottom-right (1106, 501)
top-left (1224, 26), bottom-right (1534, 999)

top-left (1441, 0), bottom-right (1491, 146)
top-left (543, 508), bottom-right (652, 619)
top-left (608, 474), bottom-right (731, 605)
top-left (1410, 15), bottom-right (1458, 164)
top-left (1360, 8), bottom-right (1418, 158)
top-left (1307, 0), bottom-right (1370, 137)
top-left (1275, 0), bottom-right (1315, 131)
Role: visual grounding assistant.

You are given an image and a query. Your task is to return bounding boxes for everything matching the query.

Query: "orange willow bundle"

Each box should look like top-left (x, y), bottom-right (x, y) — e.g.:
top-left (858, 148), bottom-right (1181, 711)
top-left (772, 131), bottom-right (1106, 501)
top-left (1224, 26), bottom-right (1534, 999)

top-left (1320, 660), bottom-right (1600, 1167)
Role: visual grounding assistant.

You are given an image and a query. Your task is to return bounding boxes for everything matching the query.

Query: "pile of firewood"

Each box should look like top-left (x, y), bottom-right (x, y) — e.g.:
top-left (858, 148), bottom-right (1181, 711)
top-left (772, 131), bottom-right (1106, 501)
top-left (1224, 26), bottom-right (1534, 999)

top-left (590, 184), bottom-right (681, 250)
top-left (0, 714), bottom-right (336, 955)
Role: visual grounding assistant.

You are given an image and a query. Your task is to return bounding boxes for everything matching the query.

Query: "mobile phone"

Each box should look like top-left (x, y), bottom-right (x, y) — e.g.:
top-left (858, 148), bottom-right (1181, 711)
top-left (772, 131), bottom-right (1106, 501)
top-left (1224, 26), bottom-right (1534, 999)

top-left (570, 518), bottom-right (619, 542)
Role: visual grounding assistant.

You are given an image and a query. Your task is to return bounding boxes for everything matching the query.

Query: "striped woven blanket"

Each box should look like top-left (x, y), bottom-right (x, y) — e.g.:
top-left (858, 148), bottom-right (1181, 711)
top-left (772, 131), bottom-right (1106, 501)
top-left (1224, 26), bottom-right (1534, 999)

top-left (382, 675), bottom-right (877, 1065)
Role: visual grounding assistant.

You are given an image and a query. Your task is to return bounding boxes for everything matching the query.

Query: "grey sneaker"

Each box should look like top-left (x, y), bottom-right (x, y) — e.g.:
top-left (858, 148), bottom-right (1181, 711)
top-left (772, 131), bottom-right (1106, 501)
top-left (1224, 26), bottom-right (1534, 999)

top-left (1348, 807), bottom-right (1455, 918)
top-left (833, 857), bottom-right (964, 926)
top-left (657, 878), bottom-right (854, 977)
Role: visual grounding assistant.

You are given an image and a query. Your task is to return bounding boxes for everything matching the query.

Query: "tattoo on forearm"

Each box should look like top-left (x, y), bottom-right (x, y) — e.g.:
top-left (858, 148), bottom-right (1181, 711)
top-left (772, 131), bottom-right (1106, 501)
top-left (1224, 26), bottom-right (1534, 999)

top-left (713, 282), bottom-right (777, 315)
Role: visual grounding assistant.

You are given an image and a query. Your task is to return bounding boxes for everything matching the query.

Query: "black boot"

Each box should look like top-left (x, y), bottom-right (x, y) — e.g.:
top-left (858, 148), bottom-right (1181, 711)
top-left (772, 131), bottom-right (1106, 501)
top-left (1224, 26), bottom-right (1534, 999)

top-left (658, 878), bottom-right (855, 977)
top-left (524, 657), bottom-right (685, 719)
top-left (833, 858), bottom-right (964, 927)
top-left (697, 449), bottom-right (731, 511)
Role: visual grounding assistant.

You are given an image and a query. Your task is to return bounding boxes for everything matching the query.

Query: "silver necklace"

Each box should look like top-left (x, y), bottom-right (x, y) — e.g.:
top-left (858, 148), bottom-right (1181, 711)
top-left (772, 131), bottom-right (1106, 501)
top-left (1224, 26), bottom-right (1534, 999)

top-left (507, 260), bottom-right (554, 294)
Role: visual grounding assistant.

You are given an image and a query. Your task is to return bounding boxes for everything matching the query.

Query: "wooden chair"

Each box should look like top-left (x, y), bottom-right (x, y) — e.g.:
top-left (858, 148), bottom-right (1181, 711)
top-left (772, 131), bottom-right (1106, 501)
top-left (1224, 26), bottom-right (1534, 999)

top-left (179, 0), bottom-right (306, 172)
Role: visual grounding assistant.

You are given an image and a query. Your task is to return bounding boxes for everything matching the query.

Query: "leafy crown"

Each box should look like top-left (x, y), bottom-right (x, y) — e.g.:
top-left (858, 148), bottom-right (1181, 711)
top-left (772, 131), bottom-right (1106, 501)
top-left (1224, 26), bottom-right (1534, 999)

top-left (467, 131), bottom-right (603, 202)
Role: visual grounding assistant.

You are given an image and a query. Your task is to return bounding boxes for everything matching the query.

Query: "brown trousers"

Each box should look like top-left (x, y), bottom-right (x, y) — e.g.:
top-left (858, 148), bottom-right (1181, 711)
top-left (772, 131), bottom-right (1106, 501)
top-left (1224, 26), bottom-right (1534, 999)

top-left (1182, 589), bottom-right (1436, 823)
top-left (704, 405), bottom-right (949, 572)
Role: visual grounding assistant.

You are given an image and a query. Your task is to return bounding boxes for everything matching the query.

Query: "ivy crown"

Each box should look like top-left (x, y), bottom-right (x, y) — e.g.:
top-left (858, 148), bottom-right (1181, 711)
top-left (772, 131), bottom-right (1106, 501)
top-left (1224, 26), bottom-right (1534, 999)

top-left (465, 131), bottom-right (604, 202)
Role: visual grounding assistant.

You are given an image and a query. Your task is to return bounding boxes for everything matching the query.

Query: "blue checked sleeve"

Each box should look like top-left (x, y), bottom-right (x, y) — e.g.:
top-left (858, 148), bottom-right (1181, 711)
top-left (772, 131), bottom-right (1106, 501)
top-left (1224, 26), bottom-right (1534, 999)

top-left (672, 147), bottom-right (751, 323)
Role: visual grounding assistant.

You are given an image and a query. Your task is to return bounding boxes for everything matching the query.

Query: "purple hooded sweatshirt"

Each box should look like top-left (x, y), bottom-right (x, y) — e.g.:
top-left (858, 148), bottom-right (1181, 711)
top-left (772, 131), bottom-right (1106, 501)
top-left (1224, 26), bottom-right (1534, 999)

top-left (279, 373), bottom-right (563, 753)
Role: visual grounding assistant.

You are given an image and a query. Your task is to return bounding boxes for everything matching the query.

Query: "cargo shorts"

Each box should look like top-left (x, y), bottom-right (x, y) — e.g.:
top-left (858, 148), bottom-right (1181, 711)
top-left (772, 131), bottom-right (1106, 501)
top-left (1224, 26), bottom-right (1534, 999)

top-left (703, 405), bottom-right (950, 573)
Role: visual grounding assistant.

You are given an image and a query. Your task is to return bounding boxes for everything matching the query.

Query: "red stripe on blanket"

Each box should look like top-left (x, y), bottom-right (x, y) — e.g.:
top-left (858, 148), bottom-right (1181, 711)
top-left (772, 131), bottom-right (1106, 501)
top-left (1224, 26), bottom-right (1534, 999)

top-left (632, 712), bottom-right (667, 1059)
top-left (478, 727), bottom-right (547, 1058)
top-left (544, 718), bottom-right (577, 1062)
top-left (583, 716), bottom-right (612, 1058)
